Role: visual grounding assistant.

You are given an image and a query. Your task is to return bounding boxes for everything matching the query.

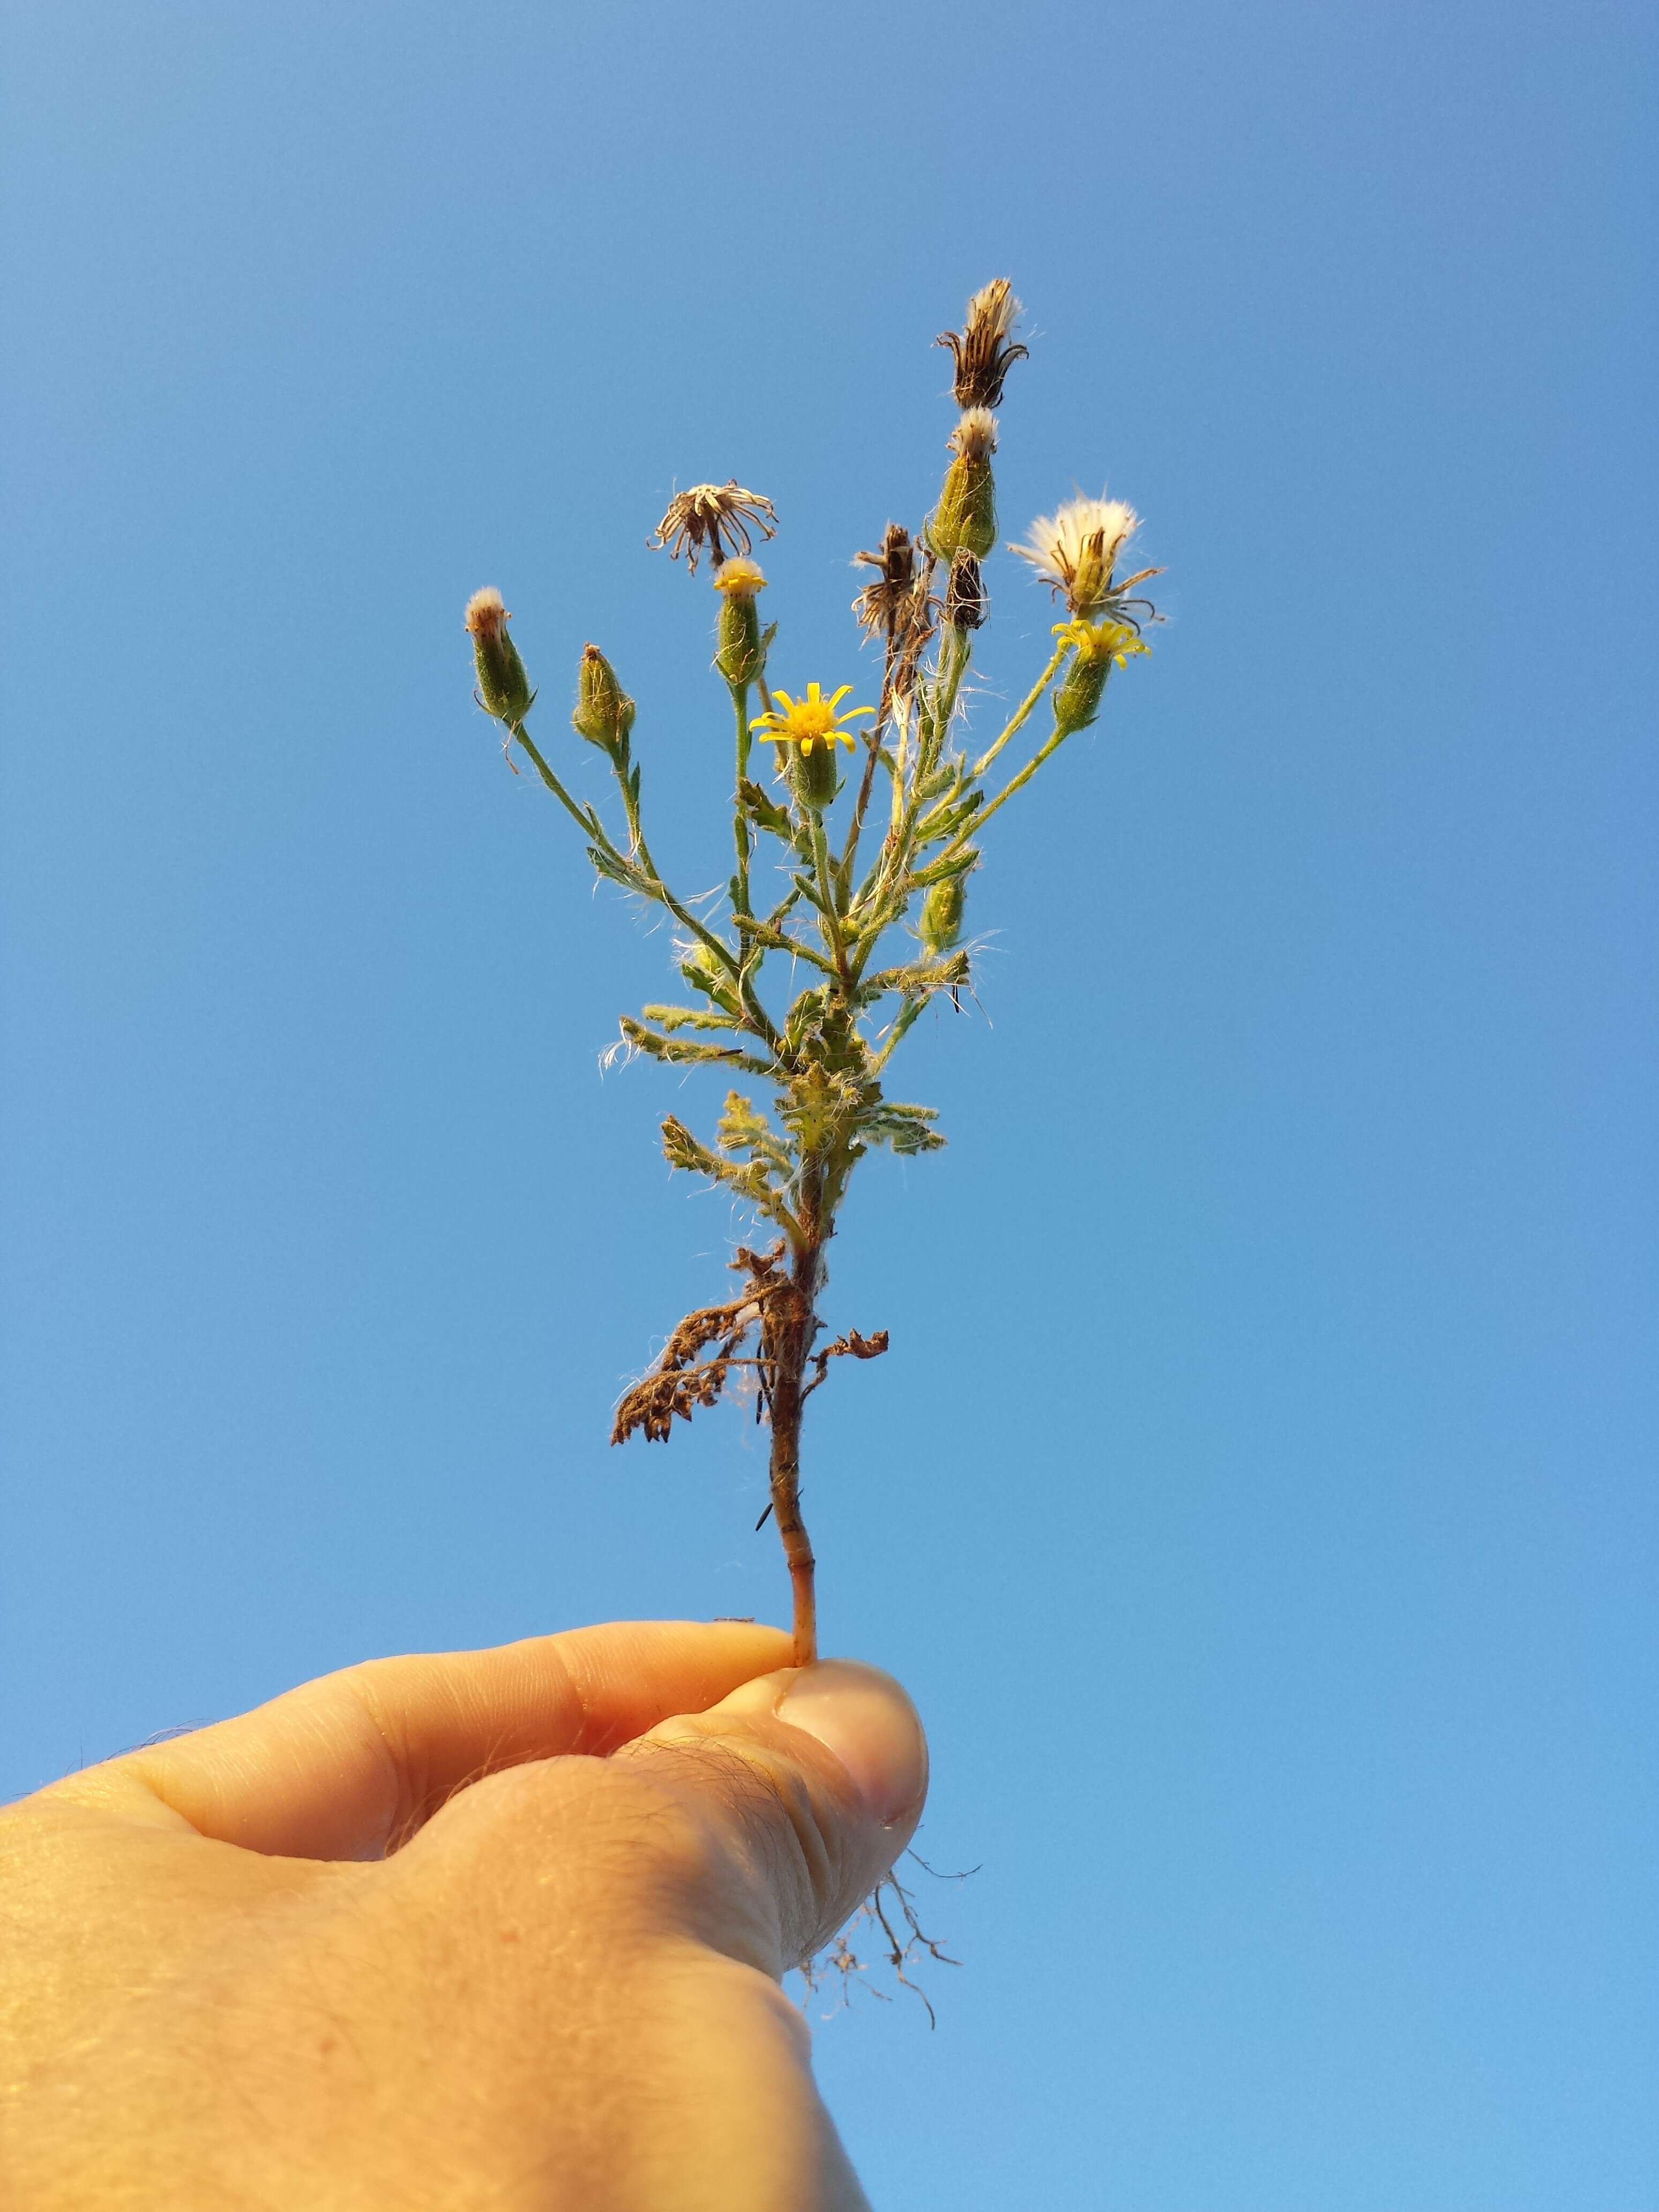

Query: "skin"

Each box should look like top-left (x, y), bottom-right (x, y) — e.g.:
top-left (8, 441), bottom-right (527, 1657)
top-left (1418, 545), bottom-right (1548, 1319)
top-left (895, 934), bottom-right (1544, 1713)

top-left (0, 1621), bottom-right (929, 2210)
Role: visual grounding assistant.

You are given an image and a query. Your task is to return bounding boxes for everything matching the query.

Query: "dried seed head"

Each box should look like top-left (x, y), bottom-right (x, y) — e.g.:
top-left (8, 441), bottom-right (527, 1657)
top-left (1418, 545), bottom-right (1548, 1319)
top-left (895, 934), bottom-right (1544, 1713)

top-left (948, 407), bottom-right (998, 464)
top-left (651, 481), bottom-right (778, 572)
top-left (572, 642), bottom-right (636, 752)
top-left (944, 551), bottom-right (988, 631)
top-left (465, 587), bottom-right (533, 723)
top-left (1012, 495), bottom-right (1140, 616)
top-left (937, 278), bottom-right (1029, 410)
top-left (852, 524), bottom-right (919, 642)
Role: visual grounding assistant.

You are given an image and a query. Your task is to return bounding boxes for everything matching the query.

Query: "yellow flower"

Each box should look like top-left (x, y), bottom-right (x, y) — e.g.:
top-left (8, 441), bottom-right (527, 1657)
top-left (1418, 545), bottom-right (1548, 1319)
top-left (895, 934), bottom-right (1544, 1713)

top-left (712, 558), bottom-right (767, 597)
top-left (752, 682), bottom-right (875, 755)
top-left (1052, 617), bottom-right (1149, 669)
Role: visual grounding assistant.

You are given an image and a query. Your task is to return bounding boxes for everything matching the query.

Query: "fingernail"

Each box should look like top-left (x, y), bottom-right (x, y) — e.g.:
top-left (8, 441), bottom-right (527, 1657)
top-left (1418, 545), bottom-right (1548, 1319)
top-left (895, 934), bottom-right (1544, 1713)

top-left (776, 1661), bottom-right (929, 1829)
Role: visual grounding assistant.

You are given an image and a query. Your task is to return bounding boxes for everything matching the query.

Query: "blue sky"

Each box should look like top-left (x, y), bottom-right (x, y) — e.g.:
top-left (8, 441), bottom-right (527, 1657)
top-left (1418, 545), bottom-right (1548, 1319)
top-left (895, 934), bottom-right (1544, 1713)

top-left (2, 2), bottom-right (1654, 2203)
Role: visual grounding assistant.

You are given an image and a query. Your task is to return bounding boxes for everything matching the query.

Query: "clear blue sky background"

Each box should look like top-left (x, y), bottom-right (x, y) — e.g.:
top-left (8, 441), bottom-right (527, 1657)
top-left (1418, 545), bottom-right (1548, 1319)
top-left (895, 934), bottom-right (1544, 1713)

top-left (2, 3), bottom-right (1654, 2203)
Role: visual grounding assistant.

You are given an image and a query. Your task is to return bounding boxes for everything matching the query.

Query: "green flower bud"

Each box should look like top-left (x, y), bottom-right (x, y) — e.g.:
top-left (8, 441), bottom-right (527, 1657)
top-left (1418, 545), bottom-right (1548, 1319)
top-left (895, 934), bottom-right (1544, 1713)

top-left (926, 409), bottom-right (998, 562)
top-left (572, 642), bottom-right (636, 752)
top-left (1051, 654), bottom-right (1110, 738)
top-left (1050, 617), bottom-right (1149, 736)
top-left (712, 559), bottom-right (771, 686)
top-left (920, 876), bottom-right (967, 955)
top-left (787, 737), bottom-right (842, 811)
top-left (465, 588), bottom-right (533, 724)
top-left (679, 939), bottom-right (730, 1000)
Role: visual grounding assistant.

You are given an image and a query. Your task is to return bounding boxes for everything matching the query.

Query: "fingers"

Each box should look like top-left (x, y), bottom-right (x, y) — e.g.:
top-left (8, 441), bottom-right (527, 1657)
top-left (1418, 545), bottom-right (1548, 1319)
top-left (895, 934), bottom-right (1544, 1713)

top-left (56, 1620), bottom-right (791, 1860)
top-left (637, 1658), bottom-right (929, 1968)
top-left (428, 1658), bottom-right (929, 1976)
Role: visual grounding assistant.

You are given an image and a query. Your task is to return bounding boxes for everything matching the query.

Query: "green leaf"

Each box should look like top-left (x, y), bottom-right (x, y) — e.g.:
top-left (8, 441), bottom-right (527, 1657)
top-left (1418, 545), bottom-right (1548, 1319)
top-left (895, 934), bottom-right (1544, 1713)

top-left (640, 1004), bottom-right (746, 1035)
top-left (910, 843), bottom-right (981, 887)
top-left (861, 1100), bottom-right (947, 1155)
top-left (738, 779), bottom-right (794, 839)
top-left (587, 843), bottom-right (651, 894)
top-left (619, 1017), bottom-right (774, 1075)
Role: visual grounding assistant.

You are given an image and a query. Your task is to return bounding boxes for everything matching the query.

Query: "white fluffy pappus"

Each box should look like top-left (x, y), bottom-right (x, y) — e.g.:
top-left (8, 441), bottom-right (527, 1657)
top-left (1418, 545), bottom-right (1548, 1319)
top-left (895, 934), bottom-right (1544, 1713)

top-left (1011, 496), bottom-right (1139, 595)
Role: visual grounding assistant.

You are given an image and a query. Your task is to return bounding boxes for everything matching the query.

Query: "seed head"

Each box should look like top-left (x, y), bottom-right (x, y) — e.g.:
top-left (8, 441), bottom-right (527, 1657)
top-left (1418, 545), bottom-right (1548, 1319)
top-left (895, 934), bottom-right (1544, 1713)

top-left (852, 524), bottom-right (920, 642)
top-left (651, 481), bottom-right (778, 572)
top-left (937, 278), bottom-right (1029, 410)
top-left (1012, 496), bottom-right (1140, 617)
top-left (465, 587), bottom-right (533, 724)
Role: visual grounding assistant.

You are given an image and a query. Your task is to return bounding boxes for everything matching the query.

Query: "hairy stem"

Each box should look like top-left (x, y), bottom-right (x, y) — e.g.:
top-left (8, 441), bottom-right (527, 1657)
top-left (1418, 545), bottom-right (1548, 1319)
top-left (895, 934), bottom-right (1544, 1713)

top-left (971, 640), bottom-right (1068, 778)
top-left (809, 808), bottom-right (852, 986)
top-left (731, 683), bottom-right (753, 918)
top-left (838, 621), bottom-right (902, 894)
top-left (512, 720), bottom-right (760, 1024)
top-left (972, 686), bottom-right (1094, 832)
top-left (510, 722), bottom-right (603, 840)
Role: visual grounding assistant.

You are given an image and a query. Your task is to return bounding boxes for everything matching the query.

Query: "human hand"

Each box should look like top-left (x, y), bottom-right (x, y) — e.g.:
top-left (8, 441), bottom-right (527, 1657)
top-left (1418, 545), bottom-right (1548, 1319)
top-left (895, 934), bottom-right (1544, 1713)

top-left (0, 1620), bottom-right (928, 2209)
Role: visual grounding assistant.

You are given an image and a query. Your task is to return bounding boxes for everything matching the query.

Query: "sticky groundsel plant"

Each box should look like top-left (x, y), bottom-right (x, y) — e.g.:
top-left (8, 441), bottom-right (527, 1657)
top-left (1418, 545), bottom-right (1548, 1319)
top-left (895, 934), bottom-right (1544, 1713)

top-left (465, 279), bottom-right (1160, 1675)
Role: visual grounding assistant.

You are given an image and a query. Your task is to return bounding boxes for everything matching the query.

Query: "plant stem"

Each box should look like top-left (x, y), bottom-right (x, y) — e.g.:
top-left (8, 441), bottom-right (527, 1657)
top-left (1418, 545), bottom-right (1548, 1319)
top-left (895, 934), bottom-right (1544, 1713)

top-left (971, 641), bottom-right (1068, 778)
top-left (809, 808), bottom-right (851, 985)
top-left (837, 728), bottom-right (885, 896)
top-left (513, 716), bottom-right (781, 1055)
top-left (847, 625), bottom-right (972, 974)
top-left (764, 1180), bottom-right (825, 1665)
top-left (872, 993), bottom-right (925, 1071)
top-left (972, 706), bottom-right (1084, 831)
top-left (511, 722), bottom-right (603, 840)
top-left (731, 683), bottom-right (753, 918)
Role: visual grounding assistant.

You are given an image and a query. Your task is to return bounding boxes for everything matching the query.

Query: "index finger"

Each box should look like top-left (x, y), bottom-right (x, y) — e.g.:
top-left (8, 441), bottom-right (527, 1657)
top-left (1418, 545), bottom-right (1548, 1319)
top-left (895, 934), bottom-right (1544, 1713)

top-left (47, 1619), bottom-right (793, 1861)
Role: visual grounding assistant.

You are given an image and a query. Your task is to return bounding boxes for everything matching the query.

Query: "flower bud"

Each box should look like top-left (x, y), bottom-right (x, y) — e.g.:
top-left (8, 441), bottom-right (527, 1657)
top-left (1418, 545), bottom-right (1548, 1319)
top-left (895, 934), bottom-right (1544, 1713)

top-left (465, 588), bottom-right (533, 723)
top-left (920, 875), bottom-right (967, 955)
top-left (712, 559), bottom-right (769, 687)
top-left (679, 938), bottom-right (728, 998)
top-left (1050, 617), bottom-right (1148, 737)
top-left (1051, 654), bottom-right (1110, 737)
top-left (926, 409), bottom-right (998, 563)
top-left (786, 737), bottom-right (842, 811)
top-left (572, 643), bottom-right (636, 752)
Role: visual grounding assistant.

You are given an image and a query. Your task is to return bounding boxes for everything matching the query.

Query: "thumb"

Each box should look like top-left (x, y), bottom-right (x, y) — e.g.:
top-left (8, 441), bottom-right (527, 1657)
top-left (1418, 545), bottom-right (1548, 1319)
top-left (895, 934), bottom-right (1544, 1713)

top-left (614, 1658), bottom-right (930, 1974)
